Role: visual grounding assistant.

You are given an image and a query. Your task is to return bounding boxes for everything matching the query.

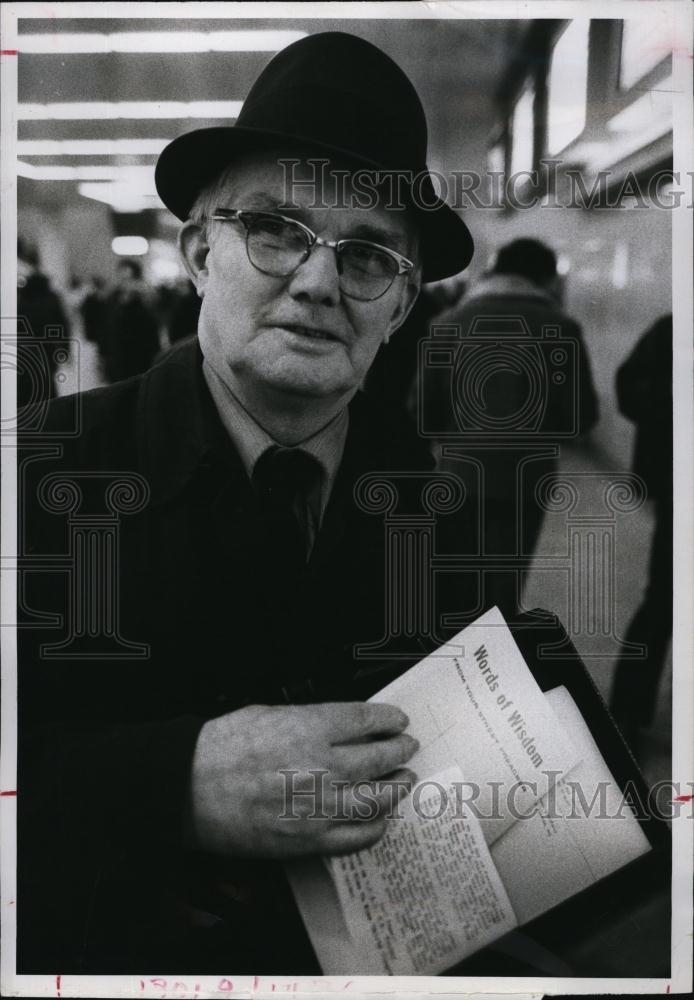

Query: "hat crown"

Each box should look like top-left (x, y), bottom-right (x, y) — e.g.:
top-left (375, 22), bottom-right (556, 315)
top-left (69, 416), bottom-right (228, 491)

top-left (154, 30), bottom-right (474, 280)
top-left (237, 31), bottom-right (429, 169)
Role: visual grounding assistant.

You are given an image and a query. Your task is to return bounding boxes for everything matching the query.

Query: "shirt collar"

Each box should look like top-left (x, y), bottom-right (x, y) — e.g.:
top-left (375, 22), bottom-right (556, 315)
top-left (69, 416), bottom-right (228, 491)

top-left (202, 358), bottom-right (348, 517)
top-left (135, 338), bottom-right (434, 512)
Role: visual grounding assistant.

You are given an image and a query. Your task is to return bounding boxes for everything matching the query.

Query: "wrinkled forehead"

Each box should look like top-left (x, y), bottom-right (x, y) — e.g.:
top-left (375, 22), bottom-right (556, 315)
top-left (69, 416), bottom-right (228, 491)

top-left (212, 148), bottom-right (419, 249)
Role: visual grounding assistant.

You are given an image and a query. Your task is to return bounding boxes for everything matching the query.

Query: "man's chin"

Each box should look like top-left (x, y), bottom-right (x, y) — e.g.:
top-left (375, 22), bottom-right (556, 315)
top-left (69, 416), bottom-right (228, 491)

top-left (245, 364), bottom-right (353, 402)
top-left (264, 370), bottom-right (352, 399)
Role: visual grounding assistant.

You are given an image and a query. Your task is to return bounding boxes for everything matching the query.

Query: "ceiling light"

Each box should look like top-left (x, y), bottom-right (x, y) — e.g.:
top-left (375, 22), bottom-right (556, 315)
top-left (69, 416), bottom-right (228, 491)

top-left (17, 139), bottom-right (169, 156)
top-left (547, 20), bottom-right (590, 156)
top-left (509, 84), bottom-right (534, 177)
top-left (17, 30), bottom-right (306, 55)
top-left (18, 162), bottom-right (155, 181)
top-left (18, 101), bottom-right (242, 121)
top-left (556, 254), bottom-right (571, 276)
top-left (608, 76), bottom-right (673, 134)
top-left (112, 236), bottom-right (149, 256)
top-left (620, 19), bottom-right (673, 90)
top-left (78, 182), bottom-right (163, 212)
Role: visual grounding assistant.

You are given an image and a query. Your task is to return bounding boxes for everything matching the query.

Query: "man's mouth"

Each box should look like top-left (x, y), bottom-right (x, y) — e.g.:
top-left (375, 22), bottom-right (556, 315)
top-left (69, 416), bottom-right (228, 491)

top-left (278, 324), bottom-right (340, 343)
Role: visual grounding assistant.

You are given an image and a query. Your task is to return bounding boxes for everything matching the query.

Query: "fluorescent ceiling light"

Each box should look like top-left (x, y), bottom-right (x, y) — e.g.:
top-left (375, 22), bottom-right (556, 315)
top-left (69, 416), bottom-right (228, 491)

top-left (570, 124), bottom-right (672, 173)
top-left (18, 101), bottom-right (242, 121)
top-left (18, 161), bottom-right (155, 181)
top-left (620, 19), bottom-right (672, 90)
top-left (510, 85), bottom-right (534, 177)
top-left (566, 74), bottom-right (675, 170)
top-left (487, 144), bottom-right (505, 177)
top-left (608, 75), bottom-right (673, 133)
top-left (112, 236), bottom-right (149, 256)
top-left (556, 254), bottom-right (571, 276)
top-left (17, 139), bottom-right (169, 156)
top-left (18, 30), bottom-right (307, 55)
top-left (78, 182), bottom-right (163, 212)
top-left (547, 20), bottom-right (590, 156)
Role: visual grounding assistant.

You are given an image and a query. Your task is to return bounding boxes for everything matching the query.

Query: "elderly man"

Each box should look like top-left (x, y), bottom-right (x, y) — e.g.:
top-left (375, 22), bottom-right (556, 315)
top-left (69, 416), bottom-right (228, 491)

top-left (18, 32), bottom-right (472, 973)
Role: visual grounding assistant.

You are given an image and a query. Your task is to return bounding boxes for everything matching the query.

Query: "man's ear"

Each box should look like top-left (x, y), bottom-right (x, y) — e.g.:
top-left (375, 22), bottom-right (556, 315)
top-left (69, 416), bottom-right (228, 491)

top-left (178, 221), bottom-right (210, 297)
top-left (384, 276), bottom-right (421, 343)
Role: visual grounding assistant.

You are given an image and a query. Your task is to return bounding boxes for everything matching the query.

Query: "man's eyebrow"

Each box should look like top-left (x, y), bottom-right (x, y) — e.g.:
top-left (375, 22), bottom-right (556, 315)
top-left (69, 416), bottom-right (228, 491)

top-left (232, 195), bottom-right (411, 253)
top-left (233, 192), bottom-right (282, 210)
top-left (345, 222), bottom-right (409, 252)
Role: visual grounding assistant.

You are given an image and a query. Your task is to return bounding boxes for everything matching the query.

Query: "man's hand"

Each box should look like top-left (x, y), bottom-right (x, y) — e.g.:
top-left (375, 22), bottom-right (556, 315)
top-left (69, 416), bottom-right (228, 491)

top-left (188, 702), bottom-right (418, 858)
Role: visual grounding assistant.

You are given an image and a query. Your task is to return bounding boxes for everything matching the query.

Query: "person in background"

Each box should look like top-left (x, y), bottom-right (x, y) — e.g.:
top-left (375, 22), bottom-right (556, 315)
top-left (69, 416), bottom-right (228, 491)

top-left (432, 238), bottom-right (599, 617)
top-left (364, 274), bottom-right (467, 428)
top-left (63, 274), bottom-right (89, 339)
top-left (167, 275), bottom-right (203, 344)
top-left (363, 287), bottom-right (440, 429)
top-left (610, 314), bottom-right (673, 751)
top-left (80, 275), bottom-right (107, 346)
top-left (16, 248), bottom-right (70, 407)
top-left (102, 258), bottom-right (161, 383)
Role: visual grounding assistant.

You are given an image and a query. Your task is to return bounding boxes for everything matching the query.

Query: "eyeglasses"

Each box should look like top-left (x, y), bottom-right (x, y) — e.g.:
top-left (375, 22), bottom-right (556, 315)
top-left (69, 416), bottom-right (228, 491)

top-left (209, 208), bottom-right (414, 302)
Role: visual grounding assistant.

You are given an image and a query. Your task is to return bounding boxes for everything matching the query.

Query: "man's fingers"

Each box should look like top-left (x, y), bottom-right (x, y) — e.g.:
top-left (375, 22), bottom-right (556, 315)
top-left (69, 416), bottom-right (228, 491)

top-left (320, 770), bottom-right (417, 853)
top-left (319, 702), bottom-right (410, 743)
top-left (320, 816), bottom-right (388, 855)
top-left (324, 769), bottom-right (416, 823)
top-left (331, 733), bottom-right (419, 781)
top-left (377, 767), bottom-right (417, 794)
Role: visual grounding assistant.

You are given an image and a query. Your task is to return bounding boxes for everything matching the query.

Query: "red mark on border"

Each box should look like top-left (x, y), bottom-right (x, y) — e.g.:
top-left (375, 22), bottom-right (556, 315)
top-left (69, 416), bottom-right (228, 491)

top-left (0, 50), bottom-right (19, 56)
top-left (673, 794), bottom-right (693, 802)
top-left (0, 790), bottom-right (17, 796)
top-left (666, 985), bottom-right (671, 993)
top-left (56, 974), bottom-right (61, 997)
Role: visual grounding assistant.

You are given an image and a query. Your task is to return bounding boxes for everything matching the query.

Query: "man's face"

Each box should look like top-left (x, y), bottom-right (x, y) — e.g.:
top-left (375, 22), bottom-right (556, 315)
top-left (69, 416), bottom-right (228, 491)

top-left (183, 152), bottom-right (420, 408)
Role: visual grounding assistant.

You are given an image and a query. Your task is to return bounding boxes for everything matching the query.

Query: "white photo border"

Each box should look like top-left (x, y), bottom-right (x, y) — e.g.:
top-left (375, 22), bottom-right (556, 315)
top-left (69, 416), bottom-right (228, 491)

top-left (1, 1), bottom-right (692, 996)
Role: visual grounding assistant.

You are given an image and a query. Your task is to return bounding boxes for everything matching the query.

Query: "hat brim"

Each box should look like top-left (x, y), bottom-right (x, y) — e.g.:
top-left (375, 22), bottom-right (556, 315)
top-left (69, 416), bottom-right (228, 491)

top-left (155, 126), bottom-right (473, 282)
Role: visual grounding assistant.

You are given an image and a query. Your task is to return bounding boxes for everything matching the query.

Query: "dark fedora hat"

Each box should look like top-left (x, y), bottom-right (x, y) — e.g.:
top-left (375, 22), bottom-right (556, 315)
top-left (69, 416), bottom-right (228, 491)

top-left (155, 31), bottom-right (473, 281)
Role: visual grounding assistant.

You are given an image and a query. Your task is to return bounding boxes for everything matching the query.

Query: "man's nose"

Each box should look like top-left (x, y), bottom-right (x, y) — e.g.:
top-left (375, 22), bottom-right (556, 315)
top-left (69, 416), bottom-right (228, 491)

top-left (286, 244), bottom-right (341, 307)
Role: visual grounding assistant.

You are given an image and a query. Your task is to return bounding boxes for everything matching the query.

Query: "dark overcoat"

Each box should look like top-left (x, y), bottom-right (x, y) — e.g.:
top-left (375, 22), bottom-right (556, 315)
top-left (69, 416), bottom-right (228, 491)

top-left (17, 339), bottom-right (437, 974)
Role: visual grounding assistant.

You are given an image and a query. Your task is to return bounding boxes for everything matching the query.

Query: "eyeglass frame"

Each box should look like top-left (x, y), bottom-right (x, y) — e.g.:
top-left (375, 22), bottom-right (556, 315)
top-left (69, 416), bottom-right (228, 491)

top-left (208, 208), bottom-right (415, 301)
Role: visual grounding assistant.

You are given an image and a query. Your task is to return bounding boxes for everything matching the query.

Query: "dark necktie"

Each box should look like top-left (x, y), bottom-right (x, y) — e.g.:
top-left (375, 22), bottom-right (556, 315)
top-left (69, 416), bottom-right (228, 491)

top-left (252, 446), bottom-right (321, 568)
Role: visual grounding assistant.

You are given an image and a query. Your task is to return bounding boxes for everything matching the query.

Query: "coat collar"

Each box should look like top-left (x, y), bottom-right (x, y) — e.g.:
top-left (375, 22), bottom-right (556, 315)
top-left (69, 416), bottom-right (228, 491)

top-left (464, 272), bottom-right (556, 304)
top-left (137, 336), bottom-right (433, 508)
top-left (138, 337), bottom-right (235, 507)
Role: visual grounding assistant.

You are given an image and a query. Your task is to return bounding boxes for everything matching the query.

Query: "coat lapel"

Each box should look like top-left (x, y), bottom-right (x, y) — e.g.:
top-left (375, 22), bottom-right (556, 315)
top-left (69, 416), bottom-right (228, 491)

top-left (135, 341), bottom-right (433, 608)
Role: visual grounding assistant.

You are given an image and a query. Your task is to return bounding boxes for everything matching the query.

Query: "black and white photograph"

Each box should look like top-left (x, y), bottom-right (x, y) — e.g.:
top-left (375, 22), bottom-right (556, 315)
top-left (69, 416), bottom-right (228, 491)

top-left (1, 1), bottom-right (692, 996)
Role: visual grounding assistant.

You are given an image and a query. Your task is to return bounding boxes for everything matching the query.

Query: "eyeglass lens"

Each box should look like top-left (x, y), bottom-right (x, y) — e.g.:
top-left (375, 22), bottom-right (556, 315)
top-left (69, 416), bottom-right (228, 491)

top-left (246, 215), bottom-right (399, 300)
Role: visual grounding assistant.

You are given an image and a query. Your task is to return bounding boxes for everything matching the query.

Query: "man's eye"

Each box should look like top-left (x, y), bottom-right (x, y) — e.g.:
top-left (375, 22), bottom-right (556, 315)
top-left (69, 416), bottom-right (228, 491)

top-left (253, 217), bottom-right (290, 237)
top-left (343, 244), bottom-right (395, 276)
top-left (348, 245), bottom-right (376, 261)
top-left (252, 217), bottom-right (306, 247)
